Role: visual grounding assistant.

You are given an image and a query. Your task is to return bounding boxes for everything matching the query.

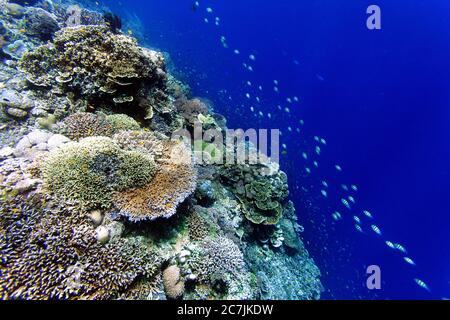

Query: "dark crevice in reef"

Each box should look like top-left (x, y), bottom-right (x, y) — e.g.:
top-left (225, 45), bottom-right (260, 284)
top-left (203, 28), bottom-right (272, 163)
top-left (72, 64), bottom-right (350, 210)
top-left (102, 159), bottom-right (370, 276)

top-left (0, 0), bottom-right (322, 300)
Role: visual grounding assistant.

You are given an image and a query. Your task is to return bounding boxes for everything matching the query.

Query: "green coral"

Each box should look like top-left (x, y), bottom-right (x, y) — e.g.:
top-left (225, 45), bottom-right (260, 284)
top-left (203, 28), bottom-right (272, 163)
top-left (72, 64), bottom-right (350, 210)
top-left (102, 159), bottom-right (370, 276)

top-left (105, 114), bottom-right (141, 132)
top-left (42, 137), bottom-right (156, 209)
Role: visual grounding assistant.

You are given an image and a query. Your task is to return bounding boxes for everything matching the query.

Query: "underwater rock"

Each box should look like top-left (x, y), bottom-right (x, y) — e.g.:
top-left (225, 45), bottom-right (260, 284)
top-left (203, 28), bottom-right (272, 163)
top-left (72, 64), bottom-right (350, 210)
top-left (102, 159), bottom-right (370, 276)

top-left (2, 40), bottom-right (31, 60)
top-left (24, 7), bottom-right (60, 41)
top-left (4, 3), bottom-right (26, 18)
top-left (0, 146), bottom-right (14, 159)
top-left (47, 134), bottom-right (70, 150)
top-left (6, 107), bottom-right (27, 119)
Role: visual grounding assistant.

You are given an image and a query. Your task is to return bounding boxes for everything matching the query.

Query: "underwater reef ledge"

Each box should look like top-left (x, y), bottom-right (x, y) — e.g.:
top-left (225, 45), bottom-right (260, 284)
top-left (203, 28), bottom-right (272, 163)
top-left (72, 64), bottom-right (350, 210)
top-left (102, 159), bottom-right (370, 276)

top-left (0, 0), bottom-right (323, 300)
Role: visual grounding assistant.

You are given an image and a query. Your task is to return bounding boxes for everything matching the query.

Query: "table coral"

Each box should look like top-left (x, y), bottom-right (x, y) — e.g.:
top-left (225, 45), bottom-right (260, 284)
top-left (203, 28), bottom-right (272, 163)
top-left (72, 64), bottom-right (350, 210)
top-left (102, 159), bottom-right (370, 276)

top-left (41, 137), bottom-right (156, 210)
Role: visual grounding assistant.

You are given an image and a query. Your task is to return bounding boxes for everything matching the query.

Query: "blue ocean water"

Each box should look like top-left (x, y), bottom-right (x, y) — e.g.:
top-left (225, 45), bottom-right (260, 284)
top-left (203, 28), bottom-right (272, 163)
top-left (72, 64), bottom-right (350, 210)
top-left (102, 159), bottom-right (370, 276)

top-left (101, 0), bottom-right (450, 300)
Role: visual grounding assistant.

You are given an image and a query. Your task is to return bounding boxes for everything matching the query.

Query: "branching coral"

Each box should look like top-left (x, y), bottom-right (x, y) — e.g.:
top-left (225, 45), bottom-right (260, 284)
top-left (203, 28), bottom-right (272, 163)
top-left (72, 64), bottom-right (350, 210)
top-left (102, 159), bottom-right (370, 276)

top-left (41, 137), bottom-right (156, 210)
top-left (182, 236), bottom-right (246, 294)
top-left (220, 160), bottom-right (289, 225)
top-left (0, 196), bottom-right (162, 300)
top-left (113, 141), bottom-right (197, 221)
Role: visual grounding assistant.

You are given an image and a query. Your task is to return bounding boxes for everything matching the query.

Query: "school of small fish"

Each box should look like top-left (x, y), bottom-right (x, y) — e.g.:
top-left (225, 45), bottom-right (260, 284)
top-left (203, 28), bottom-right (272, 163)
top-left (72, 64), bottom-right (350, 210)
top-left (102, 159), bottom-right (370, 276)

top-left (192, 1), bottom-right (432, 297)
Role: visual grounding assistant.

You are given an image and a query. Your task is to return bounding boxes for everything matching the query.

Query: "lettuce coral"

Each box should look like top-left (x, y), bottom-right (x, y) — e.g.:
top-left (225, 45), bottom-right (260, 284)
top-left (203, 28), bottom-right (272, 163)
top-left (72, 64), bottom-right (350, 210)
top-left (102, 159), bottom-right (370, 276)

top-left (42, 137), bottom-right (156, 209)
top-left (18, 25), bottom-right (166, 106)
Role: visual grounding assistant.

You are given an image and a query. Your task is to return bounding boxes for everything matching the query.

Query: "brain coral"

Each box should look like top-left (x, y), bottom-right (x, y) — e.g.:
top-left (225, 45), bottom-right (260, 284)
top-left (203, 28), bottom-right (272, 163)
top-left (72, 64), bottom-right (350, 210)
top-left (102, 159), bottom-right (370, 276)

top-left (162, 265), bottom-right (185, 300)
top-left (42, 137), bottom-right (156, 210)
top-left (113, 141), bottom-right (197, 222)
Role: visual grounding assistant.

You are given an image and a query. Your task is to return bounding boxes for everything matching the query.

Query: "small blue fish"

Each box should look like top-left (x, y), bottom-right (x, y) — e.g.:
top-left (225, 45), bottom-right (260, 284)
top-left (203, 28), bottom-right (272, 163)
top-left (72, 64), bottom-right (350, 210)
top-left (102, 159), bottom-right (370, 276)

top-left (335, 165), bottom-right (343, 172)
top-left (355, 224), bottom-right (363, 233)
top-left (354, 216), bottom-right (362, 224)
top-left (371, 225), bottom-right (382, 236)
top-left (415, 279), bottom-right (431, 292)
top-left (386, 241), bottom-right (396, 249)
top-left (321, 190), bottom-right (328, 198)
top-left (342, 199), bottom-right (351, 210)
top-left (395, 243), bottom-right (408, 254)
top-left (363, 210), bottom-right (373, 219)
top-left (315, 146), bottom-right (321, 156)
top-left (351, 184), bottom-right (358, 192)
top-left (332, 212), bottom-right (342, 221)
top-left (404, 257), bottom-right (416, 266)
top-left (341, 184), bottom-right (348, 191)
top-left (348, 196), bottom-right (356, 204)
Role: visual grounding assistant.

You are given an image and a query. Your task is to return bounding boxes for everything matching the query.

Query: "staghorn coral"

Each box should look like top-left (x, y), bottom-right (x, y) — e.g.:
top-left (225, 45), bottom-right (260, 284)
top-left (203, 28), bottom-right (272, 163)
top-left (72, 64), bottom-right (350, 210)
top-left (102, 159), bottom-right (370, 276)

top-left (63, 112), bottom-right (113, 140)
top-left (162, 265), bottom-right (185, 300)
top-left (18, 25), bottom-right (166, 106)
top-left (41, 137), bottom-right (156, 210)
top-left (0, 195), bottom-right (162, 300)
top-left (113, 141), bottom-right (197, 222)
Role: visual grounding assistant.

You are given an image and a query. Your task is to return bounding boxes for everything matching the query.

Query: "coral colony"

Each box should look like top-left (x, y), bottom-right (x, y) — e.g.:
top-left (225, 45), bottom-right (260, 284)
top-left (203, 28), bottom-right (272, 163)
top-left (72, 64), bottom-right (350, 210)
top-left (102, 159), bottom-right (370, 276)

top-left (0, 0), bottom-right (322, 300)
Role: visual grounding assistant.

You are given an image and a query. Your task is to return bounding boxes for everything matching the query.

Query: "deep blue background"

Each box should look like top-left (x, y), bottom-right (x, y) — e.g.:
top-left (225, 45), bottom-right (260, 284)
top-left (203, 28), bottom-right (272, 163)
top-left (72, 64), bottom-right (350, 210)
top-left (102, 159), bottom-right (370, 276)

top-left (99, 0), bottom-right (450, 299)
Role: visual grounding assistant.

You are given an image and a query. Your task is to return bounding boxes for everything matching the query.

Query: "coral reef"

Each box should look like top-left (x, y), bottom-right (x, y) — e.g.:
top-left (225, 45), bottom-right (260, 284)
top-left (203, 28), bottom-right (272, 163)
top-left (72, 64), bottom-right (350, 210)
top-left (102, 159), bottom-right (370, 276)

top-left (219, 155), bottom-right (289, 225)
top-left (0, 0), bottom-right (322, 301)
